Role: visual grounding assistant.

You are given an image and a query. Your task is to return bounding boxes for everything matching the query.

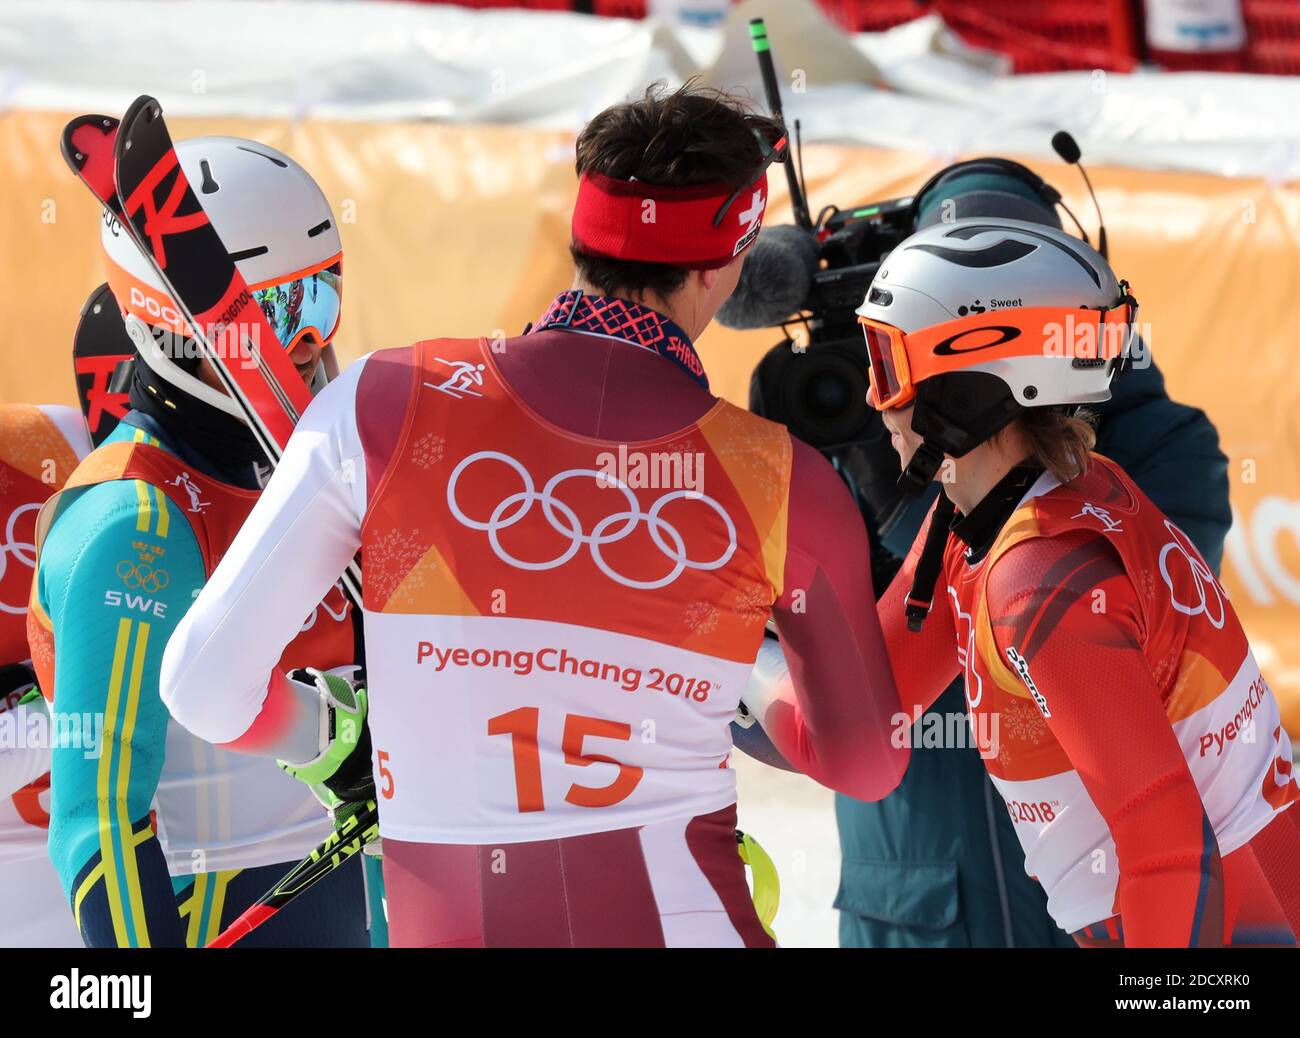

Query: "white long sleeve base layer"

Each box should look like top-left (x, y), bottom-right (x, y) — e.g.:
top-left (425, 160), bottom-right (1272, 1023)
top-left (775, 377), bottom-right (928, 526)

top-left (161, 356), bottom-right (373, 746)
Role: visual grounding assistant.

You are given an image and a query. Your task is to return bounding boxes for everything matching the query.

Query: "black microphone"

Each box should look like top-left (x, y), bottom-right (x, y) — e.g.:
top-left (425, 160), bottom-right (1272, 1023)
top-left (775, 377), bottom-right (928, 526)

top-left (716, 224), bottom-right (820, 330)
top-left (1051, 130), bottom-right (1080, 164)
top-left (1052, 130), bottom-right (1108, 259)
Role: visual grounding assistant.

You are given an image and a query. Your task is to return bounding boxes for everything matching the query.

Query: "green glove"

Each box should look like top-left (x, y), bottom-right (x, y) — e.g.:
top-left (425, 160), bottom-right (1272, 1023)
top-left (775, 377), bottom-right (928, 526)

top-left (278, 668), bottom-right (375, 806)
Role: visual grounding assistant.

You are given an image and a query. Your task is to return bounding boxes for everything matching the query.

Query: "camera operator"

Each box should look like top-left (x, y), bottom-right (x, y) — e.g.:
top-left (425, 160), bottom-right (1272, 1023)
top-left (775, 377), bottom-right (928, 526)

top-left (731, 159), bottom-right (1231, 947)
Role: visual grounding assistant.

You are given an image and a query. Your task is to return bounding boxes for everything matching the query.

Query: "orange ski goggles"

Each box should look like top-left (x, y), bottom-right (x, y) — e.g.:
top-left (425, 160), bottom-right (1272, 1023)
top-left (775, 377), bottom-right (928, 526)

top-left (250, 254), bottom-right (343, 354)
top-left (859, 296), bottom-right (1138, 411)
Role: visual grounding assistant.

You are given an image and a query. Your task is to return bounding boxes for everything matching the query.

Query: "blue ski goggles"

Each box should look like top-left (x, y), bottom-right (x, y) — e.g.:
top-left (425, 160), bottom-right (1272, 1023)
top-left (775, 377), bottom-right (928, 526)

top-left (251, 257), bottom-right (342, 353)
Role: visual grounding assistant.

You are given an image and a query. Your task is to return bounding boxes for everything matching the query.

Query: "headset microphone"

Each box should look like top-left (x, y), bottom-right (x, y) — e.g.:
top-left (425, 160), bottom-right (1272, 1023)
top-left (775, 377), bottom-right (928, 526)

top-left (1051, 130), bottom-right (1108, 259)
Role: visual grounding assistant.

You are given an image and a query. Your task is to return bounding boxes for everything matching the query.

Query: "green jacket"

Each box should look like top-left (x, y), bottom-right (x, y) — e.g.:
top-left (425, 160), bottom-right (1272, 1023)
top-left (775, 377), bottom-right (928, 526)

top-left (836, 356), bottom-right (1230, 947)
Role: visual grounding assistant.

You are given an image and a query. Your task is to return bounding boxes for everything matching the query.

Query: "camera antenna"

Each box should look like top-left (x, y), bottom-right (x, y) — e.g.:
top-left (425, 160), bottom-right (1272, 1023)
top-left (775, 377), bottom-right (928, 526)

top-left (795, 118), bottom-right (808, 218)
top-left (1051, 130), bottom-right (1108, 259)
top-left (749, 18), bottom-right (814, 231)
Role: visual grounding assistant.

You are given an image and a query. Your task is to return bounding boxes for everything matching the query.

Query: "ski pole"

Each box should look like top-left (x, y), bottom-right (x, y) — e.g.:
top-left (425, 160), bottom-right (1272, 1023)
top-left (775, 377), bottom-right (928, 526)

top-left (207, 799), bottom-right (379, 948)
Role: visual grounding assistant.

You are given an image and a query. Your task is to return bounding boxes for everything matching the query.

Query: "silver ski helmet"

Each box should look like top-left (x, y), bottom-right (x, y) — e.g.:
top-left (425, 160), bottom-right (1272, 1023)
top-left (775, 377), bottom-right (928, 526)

top-left (855, 217), bottom-right (1137, 488)
top-left (101, 136), bottom-right (343, 422)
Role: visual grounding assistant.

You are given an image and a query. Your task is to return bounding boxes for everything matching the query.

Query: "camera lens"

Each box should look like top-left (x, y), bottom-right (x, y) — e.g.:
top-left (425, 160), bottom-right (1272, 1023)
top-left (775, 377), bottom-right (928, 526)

top-left (781, 338), bottom-right (872, 447)
top-left (805, 371), bottom-right (851, 417)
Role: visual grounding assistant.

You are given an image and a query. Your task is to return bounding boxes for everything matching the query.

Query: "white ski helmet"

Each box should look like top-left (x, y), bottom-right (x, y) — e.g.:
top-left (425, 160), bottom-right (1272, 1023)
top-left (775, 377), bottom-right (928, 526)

top-left (101, 135), bottom-right (343, 421)
top-left (855, 217), bottom-right (1137, 485)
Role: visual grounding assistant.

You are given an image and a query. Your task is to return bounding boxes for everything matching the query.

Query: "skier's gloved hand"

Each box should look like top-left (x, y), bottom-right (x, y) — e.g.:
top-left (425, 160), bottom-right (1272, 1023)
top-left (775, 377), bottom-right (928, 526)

top-left (740, 634), bottom-right (790, 726)
top-left (278, 668), bottom-right (375, 809)
top-left (730, 635), bottom-right (795, 772)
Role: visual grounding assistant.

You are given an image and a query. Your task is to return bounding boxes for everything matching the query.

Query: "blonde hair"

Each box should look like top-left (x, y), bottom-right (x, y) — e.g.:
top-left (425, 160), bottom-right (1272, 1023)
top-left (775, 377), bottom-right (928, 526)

top-left (1005, 408), bottom-right (1097, 484)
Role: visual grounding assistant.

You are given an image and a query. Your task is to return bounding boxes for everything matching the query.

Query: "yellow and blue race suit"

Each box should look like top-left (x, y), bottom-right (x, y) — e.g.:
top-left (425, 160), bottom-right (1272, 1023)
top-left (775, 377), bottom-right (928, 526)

top-left (29, 411), bottom-right (369, 947)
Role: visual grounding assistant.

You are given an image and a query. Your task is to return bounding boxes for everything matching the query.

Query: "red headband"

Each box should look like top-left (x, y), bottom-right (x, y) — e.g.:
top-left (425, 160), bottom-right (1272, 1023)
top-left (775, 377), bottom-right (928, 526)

top-left (571, 171), bottom-right (768, 270)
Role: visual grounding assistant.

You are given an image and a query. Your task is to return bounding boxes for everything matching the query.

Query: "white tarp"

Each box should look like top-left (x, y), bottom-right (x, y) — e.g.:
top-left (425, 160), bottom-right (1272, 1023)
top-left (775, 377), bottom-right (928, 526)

top-left (0, 0), bottom-right (1296, 180)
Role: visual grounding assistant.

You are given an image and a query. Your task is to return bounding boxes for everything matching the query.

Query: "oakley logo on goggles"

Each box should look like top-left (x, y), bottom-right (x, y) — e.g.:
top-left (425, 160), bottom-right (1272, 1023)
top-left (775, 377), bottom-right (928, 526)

top-left (859, 293), bottom-right (1139, 411)
top-left (251, 256), bottom-right (342, 353)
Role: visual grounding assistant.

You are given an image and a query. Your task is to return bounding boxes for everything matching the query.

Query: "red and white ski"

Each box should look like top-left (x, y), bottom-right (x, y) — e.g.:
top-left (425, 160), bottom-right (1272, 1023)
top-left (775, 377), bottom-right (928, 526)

top-left (72, 282), bottom-right (134, 447)
top-left (61, 114), bottom-right (126, 222)
top-left (61, 99), bottom-right (362, 603)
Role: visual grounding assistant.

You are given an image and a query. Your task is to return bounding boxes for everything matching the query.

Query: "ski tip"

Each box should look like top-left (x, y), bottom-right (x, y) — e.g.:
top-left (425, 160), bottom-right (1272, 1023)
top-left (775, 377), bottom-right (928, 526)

top-left (115, 96), bottom-right (167, 170)
top-left (119, 95), bottom-right (163, 133)
top-left (73, 282), bottom-right (134, 448)
top-left (77, 281), bottom-right (116, 321)
top-left (59, 114), bottom-right (118, 174)
top-left (60, 114), bottom-right (123, 217)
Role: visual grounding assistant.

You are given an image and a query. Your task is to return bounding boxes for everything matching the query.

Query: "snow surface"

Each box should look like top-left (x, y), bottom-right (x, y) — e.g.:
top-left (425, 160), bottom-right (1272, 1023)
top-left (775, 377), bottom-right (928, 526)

top-left (734, 754), bottom-right (841, 949)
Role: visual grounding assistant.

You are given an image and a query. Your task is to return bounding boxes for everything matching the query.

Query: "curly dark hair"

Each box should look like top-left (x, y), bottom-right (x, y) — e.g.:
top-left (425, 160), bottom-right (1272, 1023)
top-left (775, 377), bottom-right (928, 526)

top-left (571, 80), bottom-right (783, 299)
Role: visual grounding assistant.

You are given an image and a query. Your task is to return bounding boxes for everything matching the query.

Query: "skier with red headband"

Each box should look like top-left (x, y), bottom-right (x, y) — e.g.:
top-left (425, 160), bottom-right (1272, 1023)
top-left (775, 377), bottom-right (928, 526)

top-left (861, 217), bottom-right (1300, 946)
top-left (160, 83), bottom-right (908, 948)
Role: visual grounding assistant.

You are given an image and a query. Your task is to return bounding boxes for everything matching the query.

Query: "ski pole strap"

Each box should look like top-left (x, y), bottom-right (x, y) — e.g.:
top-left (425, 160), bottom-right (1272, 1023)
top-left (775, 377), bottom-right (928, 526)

top-left (736, 829), bottom-right (780, 940)
top-left (905, 494), bottom-right (957, 633)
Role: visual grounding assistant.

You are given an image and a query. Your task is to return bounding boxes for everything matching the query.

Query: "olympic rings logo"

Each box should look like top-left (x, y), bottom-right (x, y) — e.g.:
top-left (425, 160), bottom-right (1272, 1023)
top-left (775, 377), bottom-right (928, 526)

top-left (0, 503), bottom-right (40, 616)
top-left (1158, 519), bottom-right (1225, 630)
top-left (446, 450), bottom-right (737, 590)
top-left (115, 560), bottom-right (170, 594)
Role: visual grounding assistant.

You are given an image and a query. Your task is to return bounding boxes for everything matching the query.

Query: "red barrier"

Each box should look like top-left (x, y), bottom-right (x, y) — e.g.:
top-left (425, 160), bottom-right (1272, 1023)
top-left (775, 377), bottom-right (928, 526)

top-left (410, 0), bottom-right (1300, 75)
top-left (1151, 0), bottom-right (1300, 74)
top-left (819, 0), bottom-right (1139, 71)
